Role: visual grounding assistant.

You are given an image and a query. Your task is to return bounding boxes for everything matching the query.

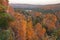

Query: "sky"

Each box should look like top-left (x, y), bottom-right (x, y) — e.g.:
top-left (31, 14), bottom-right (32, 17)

top-left (9, 0), bottom-right (60, 5)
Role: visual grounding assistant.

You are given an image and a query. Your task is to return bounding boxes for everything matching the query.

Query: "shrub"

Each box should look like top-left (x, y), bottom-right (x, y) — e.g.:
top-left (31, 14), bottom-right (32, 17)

top-left (0, 12), bottom-right (14, 29)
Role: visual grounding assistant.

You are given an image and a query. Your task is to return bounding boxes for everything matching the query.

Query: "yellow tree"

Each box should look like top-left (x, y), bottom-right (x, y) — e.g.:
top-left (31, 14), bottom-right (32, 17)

top-left (26, 16), bottom-right (38, 40)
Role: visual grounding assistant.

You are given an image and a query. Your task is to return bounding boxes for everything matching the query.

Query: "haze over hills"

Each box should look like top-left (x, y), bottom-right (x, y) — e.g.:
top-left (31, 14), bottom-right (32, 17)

top-left (9, 4), bottom-right (43, 8)
top-left (10, 3), bottom-right (60, 10)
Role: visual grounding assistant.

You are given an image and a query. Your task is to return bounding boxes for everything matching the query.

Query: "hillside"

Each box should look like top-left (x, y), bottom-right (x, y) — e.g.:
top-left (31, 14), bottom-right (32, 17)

top-left (0, 0), bottom-right (60, 40)
top-left (10, 3), bottom-right (60, 10)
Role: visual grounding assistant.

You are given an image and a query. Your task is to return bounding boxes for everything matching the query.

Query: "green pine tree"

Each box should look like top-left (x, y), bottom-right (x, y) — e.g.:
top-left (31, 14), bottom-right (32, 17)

top-left (0, 1), bottom-right (15, 40)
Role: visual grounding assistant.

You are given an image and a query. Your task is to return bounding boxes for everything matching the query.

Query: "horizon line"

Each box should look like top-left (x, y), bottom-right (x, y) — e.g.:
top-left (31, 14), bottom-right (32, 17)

top-left (9, 3), bottom-right (60, 5)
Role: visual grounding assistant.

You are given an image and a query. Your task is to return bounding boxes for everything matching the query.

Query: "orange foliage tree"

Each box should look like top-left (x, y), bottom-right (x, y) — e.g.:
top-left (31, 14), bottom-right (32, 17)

top-left (26, 16), bottom-right (38, 40)
top-left (42, 14), bottom-right (57, 36)
top-left (10, 13), bottom-right (27, 40)
top-left (35, 23), bottom-right (46, 40)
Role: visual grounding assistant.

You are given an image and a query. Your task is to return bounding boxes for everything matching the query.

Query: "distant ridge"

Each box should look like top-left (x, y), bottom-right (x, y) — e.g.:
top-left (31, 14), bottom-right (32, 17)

top-left (10, 3), bottom-right (60, 10)
top-left (9, 4), bottom-right (43, 8)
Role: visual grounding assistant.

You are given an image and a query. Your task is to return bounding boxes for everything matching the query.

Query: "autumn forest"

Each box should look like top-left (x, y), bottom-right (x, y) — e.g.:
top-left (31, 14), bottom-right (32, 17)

top-left (0, 0), bottom-right (60, 40)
